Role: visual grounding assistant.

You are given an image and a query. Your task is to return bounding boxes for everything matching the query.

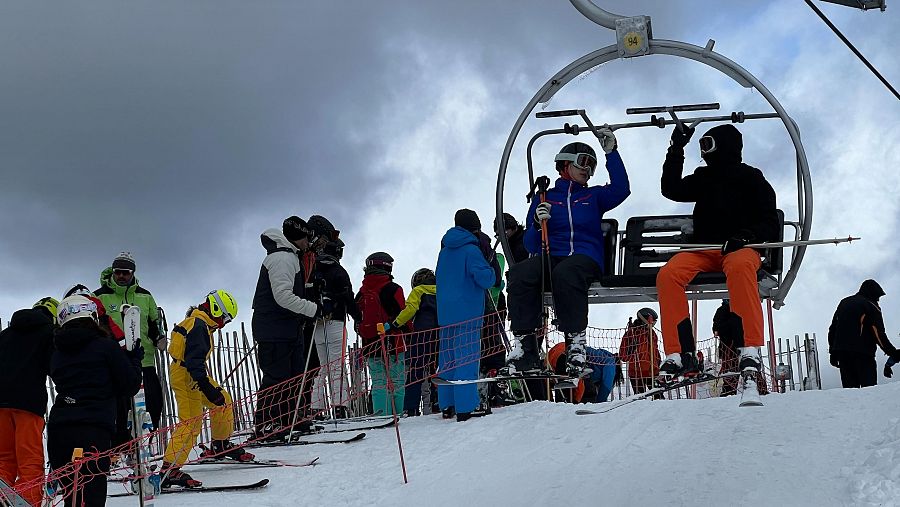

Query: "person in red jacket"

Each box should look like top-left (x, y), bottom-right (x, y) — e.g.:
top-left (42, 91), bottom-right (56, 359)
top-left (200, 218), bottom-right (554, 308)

top-left (354, 252), bottom-right (407, 416)
top-left (0, 298), bottom-right (57, 506)
top-left (618, 308), bottom-right (662, 395)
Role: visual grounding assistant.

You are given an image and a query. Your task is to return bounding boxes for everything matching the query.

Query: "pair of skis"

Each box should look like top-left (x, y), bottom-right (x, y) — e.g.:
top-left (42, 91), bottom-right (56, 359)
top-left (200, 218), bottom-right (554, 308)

top-left (109, 479), bottom-right (271, 497)
top-left (122, 305), bottom-right (159, 504)
top-left (575, 370), bottom-right (762, 415)
top-left (244, 431), bottom-right (366, 449)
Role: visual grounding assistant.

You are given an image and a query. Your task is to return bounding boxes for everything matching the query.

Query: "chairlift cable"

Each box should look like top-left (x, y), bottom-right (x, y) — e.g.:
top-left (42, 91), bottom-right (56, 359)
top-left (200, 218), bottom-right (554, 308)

top-left (804, 0), bottom-right (900, 101)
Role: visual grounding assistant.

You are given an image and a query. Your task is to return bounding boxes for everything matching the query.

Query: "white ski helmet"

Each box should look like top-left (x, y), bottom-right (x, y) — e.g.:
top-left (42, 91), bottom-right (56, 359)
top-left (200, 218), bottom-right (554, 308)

top-left (57, 295), bottom-right (100, 327)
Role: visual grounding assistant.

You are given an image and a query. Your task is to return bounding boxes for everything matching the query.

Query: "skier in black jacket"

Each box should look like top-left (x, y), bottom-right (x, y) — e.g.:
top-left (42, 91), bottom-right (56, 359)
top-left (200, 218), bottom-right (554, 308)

top-left (0, 298), bottom-right (57, 506)
top-left (46, 295), bottom-right (142, 507)
top-left (828, 279), bottom-right (900, 388)
top-left (657, 124), bottom-right (780, 379)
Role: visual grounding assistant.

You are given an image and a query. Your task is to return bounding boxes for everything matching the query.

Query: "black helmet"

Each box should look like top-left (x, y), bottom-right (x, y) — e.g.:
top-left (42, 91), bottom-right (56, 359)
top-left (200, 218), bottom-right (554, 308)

top-left (308, 215), bottom-right (336, 241)
top-left (411, 268), bottom-right (436, 288)
top-left (365, 252), bottom-right (394, 274)
top-left (637, 307), bottom-right (658, 322)
top-left (323, 238), bottom-right (345, 259)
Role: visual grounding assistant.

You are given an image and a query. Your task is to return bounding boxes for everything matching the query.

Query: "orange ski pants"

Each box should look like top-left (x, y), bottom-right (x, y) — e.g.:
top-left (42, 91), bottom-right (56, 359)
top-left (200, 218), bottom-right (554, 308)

top-left (0, 408), bottom-right (45, 506)
top-left (657, 249), bottom-right (763, 355)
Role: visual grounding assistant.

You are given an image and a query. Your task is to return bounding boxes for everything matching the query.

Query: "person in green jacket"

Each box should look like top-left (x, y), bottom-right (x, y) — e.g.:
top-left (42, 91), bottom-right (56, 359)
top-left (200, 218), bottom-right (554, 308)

top-left (94, 252), bottom-right (164, 435)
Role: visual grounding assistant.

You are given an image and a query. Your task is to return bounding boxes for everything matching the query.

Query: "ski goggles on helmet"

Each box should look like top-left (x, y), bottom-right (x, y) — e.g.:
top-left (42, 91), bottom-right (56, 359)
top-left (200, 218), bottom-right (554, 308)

top-left (699, 136), bottom-right (717, 155)
top-left (59, 301), bottom-right (99, 324)
top-left (554, 152), bottom-right (597, 176)
top-left (209, 291), bottom-right (234, 324)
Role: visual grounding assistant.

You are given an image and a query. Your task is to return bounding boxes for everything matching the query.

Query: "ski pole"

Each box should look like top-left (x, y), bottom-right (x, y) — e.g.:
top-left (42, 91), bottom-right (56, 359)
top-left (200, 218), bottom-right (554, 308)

top-left (648, 236), bottom-right (860, 254)
top-left (289, 319), bottom-right (319, 437)
top-left (377, 323), bottom-right (408, 483)
top-left (536, 175), bottom-right (553, 401)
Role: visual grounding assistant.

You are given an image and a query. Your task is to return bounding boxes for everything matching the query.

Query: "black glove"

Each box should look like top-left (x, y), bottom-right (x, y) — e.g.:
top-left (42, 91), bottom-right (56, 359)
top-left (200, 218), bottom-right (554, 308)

top-left (127, 343), bottom-right (145, 364)
top-left (198, 380), bottom-right (226, 406)
top-left (722, 231), bottom-right (754, 255)
top-left (670, 125), bottom-right (695, 149)
top-left (885, 363), bottom-right (893, 379)
top-left (321, 297), bottom-right (334, 319)
top-left (829, 354), bottom-right (840, 368)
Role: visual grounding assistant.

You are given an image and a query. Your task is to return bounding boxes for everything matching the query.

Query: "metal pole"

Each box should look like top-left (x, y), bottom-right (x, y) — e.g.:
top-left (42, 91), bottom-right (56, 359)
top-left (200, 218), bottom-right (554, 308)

top-left (795, 334), bottom-right (803, 391)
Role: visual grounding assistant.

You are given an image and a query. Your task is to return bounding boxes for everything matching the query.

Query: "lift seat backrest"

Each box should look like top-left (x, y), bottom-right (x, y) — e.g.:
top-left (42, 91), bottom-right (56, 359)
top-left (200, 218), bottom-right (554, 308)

top-left (600, 210), bottom-right (784, 288)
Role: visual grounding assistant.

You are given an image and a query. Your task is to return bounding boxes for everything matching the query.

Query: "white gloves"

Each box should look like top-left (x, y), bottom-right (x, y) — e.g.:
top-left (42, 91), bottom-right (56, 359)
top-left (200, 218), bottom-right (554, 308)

top-left (598, 124), bottom-right (617, 154)
top-left (535, 202), bottom-right (551, 224)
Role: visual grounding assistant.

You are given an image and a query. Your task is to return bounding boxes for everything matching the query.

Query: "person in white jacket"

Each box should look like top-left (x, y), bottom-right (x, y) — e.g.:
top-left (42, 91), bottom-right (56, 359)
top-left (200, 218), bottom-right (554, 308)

top-left (251, 216), bottom-right (321, 440)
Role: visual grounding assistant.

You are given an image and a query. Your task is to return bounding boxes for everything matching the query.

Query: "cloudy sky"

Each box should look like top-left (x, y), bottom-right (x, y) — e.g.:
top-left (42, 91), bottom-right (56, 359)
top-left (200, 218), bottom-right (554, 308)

top-left (1, 1), bottom-right (897, 389)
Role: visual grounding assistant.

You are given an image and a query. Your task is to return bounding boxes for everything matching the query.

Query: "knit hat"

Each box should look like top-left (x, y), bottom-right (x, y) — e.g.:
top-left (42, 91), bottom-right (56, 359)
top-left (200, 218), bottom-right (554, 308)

top-left (283, 216), bottom-right (311, 243)
top-left (112, 252), bottom-right (136, 271)
top-left (454, 209), bottom-right (481, 233)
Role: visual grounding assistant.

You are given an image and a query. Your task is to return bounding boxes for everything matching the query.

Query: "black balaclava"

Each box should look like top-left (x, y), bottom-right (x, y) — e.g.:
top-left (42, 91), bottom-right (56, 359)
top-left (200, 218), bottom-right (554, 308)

top-left (859, 279), bottom-right (886, 302)
top-left (701, 124), bottom-right (743, 167)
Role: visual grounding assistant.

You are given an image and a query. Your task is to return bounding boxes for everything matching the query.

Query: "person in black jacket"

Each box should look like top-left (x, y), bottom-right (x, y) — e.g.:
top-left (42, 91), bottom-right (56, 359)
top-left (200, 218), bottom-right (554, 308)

top-left (656, 124), bottom-right (780, 379)
top-left (496, 212), bottom-right (529, 264)
top-left (0, 298), bottom-right (57, 506)
top-left (46, 295), bottom-right (142, 507)
top-left (310, 236), bottom-right (361, 420)
top-left (828, 279), bottom-right (900, 388)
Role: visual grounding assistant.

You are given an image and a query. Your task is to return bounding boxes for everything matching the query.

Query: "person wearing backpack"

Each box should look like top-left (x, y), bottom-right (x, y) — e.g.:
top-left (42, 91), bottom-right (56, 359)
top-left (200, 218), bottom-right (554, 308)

top-left (392, 268), bottom-right (438, 416)
top-left (435, 209), bottom-right (500, 422)
top-left (355, 252), bottom-right (407, 416)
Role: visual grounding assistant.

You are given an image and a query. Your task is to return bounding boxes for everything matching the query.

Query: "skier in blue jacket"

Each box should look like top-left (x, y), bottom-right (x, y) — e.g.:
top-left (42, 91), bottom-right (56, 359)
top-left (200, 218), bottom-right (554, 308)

top-left (506, 126), bottom-right (630, 379)
top-left (435, 209), bottom-right (500, 422)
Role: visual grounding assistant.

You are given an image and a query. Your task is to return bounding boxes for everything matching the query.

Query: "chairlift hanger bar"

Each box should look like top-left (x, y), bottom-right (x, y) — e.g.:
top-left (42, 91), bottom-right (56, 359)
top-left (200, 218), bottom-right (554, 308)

top-left (625, 103), bottom-right (720, 115)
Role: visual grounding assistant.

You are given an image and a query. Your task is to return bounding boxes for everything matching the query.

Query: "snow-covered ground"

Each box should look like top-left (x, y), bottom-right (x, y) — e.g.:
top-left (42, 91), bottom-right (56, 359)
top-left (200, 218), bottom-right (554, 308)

top-left (107, 383), bottom-right (900, 507)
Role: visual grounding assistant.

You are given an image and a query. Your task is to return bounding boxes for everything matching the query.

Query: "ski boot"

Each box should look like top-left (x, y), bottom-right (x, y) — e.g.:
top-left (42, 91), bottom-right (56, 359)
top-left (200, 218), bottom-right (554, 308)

top-left (564, 331), bottom-right (593, 379)
top-left (201, 440), bottom-right (255, 462)
top-left (737, 346), bottom-right (764, 407)
top-left (441, 406), bottom-right (456, 419)
top-left (737, 346), bottom-right (762, 374)
top-left (255, 423), bottom-right (288, 443)
top-left (657, 352), bottom-right (700, 381)
top-left (503, 332), bottom-right (543, 376)
top-left (160, 463), bottom-right (202, 489)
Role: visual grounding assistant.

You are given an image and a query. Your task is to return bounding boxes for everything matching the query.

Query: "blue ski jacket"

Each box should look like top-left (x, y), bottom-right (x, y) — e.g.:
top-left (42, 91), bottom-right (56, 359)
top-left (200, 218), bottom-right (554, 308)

top-left (588, 346), bottom-right (617, 403)
top-left (524, 150), bottom-right (630, 271)
top-left (436, 226), bottom-right (497, 326)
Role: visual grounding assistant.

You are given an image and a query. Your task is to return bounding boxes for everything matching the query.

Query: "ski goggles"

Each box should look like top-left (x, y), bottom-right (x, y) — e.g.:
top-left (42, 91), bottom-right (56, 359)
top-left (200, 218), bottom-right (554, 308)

top-left (113, 269), bottom-right (134, 276)
top-left (699, 136), bottom-right (717, 155)
top-left (554, 152), bottom-right (597, 176)
top-left (209, 291), bottom-right (234, 324)
top-left (59, 301), bottom-right (99, 324)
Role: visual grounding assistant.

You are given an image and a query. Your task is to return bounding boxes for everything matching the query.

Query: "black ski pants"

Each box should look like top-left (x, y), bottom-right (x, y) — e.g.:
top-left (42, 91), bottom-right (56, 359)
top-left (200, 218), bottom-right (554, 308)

top-left (47, 423), bottom-right (111, 507)
top-left (254, 339), bottom-right (305, 430)
top-left (836, 352), bottom-right (877, 388)
top-left (508, 254), bottom-right (601, 334)
top-left (142, 366), bottom-right (163, 430)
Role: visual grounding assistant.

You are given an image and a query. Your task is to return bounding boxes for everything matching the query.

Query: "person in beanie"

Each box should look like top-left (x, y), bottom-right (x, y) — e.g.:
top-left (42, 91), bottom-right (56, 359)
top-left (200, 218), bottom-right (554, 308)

top-left (828, 279), bottom-right (900, 388)
top-left (656, 124), bottom-right (780, 380)
top-left (0, 298), bottom-right (57, 506)
top-left (94, 252), bottom-right (165, 432)
top-left (506, 127), bottom-right (630, 379)
top-left (496, 212), bottom-right (529, 264)
top-left (46, 295), bottom-right (142, 507)
top-left (252, 216), bottom-right (320, 439)
top-left (354, 252), bottom-right (407, 416)
top-left (435, 209), bottom-right (498, 421)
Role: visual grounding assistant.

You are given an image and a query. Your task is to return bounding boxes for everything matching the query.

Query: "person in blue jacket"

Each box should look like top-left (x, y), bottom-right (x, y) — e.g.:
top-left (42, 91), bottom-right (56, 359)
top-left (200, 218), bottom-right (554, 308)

top-left (435, 209), bottom-right (500, 422)
top-left (547, 342), bottom-right (620, 403)
top-left (506, 127), bottom-right (630, 379)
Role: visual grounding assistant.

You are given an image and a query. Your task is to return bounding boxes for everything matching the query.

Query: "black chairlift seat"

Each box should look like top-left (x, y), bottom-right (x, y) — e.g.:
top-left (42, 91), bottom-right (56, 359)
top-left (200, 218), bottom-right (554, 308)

top-left (549, 211), bottom-right (785, 304)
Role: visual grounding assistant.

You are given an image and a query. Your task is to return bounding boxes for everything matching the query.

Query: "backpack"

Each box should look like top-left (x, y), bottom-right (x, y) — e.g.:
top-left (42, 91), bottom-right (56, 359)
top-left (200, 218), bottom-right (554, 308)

top-left (357, 282), bottom-right (401, 341)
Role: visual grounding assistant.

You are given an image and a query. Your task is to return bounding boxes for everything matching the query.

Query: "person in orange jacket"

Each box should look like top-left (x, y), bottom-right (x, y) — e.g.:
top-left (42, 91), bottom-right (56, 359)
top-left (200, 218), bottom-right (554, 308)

top-left (618, 308), bottom-right (662, 395)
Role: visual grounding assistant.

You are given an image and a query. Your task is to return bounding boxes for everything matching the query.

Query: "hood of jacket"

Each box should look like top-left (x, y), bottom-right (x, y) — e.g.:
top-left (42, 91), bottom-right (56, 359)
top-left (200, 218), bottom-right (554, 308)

top-left (100, 267), bottom-right (142, 295)
top-left (859, 279), bottom-right (885, 302)
top-left (53, 326), bottom-right (100, 353)
top-left (10, 307), bottom-right (54, 331)
top-left (261, 228), bottom-right (300, 255)
top-left (361, 273), bottom-right (393, 291)
top-left (700, 124), bottom-right (743, 167)
top-left (441, 226), bottom-right (479, 250)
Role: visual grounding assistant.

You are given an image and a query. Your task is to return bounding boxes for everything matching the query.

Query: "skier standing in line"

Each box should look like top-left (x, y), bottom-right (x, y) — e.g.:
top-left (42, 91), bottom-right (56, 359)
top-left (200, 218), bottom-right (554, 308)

top-left (251, 216), bottom-right (320, 439)
top-left (618, 308), bottom-right (662, 395)
top-left (828, 279), bottom-right (900, 388)
top-left (435, 209), bottom-right (498, 422)
top-left (497, 212), bottom-right (529, 264)
top-left (310, 233), bottom-right (360, 420)
top-left (656, 124), bottom-right (780, 381)
top-left (506, 127), bottom-right (630, 379)
top-left (0, 298), bottom-right (57, 506)
top-left (354, 252), bottom-right (408, 416)
top-left (392, 268), bottom-right (439, 416)
top-left (160, 290), bottom-right (253, 488)
top-left (46, 295), bottom-right (142, 507)
top-left (94, 252), bottom-right (165, 432)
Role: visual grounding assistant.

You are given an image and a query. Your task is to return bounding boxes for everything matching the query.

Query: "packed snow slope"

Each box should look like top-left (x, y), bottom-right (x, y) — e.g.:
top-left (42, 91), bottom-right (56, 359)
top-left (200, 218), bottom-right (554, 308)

top-left (107, 382), bottom-right (900, 507)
